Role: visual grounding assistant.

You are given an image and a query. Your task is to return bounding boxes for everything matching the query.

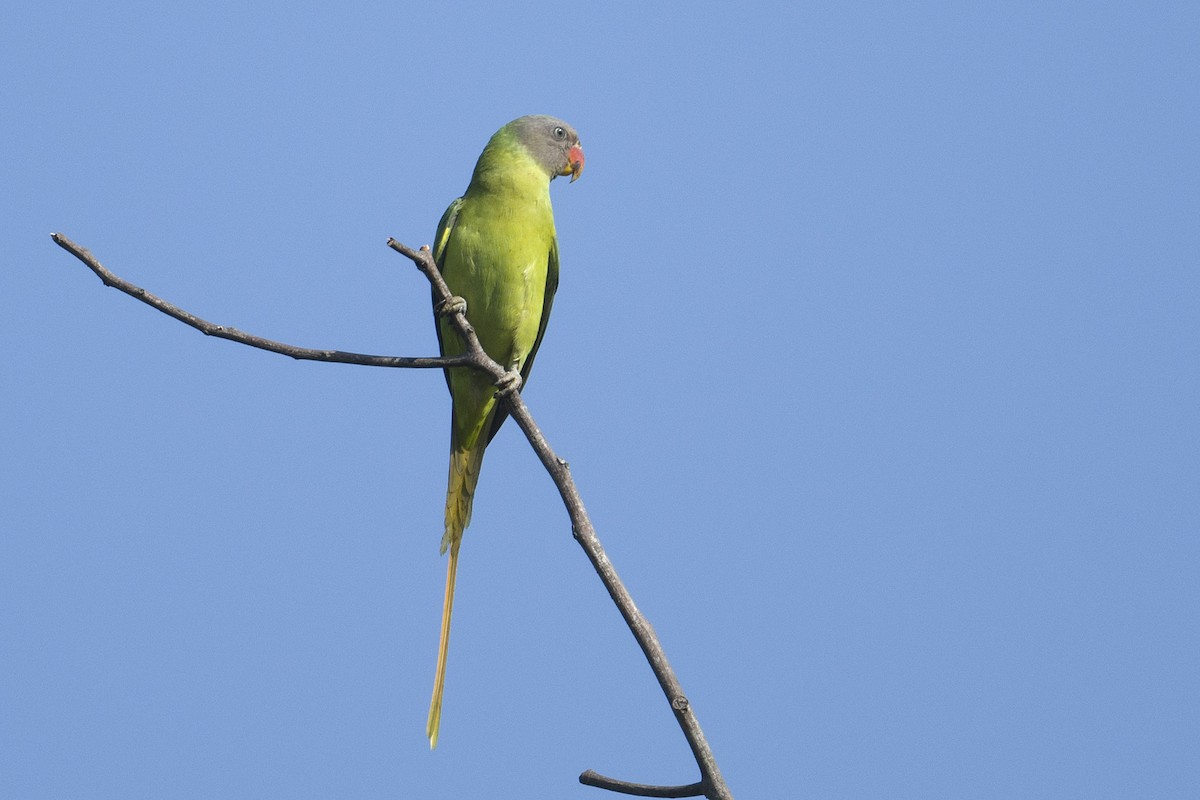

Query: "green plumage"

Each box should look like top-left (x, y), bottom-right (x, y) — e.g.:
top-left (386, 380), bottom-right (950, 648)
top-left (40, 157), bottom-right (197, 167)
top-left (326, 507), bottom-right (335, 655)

top-left (425, 115), bottom-right (583, 749)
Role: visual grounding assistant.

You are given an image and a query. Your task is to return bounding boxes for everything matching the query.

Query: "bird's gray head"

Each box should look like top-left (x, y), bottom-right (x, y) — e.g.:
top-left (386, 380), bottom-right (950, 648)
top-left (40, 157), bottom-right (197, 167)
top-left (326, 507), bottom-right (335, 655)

top-left (505, 115), bottom-right (585, 182)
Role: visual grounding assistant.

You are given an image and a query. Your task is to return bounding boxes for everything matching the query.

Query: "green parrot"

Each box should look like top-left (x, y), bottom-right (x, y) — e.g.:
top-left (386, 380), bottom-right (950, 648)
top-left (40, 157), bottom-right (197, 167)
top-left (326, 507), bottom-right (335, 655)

top-left (426, 115), bottom-right (585, 749)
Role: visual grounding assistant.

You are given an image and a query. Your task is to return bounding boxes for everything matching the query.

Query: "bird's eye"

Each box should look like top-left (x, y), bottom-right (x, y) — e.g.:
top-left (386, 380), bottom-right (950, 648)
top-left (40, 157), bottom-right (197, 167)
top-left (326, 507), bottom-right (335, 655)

top-left (553, 126), bottom-right (566, 140)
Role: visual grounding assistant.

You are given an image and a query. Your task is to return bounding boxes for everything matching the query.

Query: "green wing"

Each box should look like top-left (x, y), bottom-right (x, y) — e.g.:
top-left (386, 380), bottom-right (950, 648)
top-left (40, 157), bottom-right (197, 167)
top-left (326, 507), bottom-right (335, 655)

top-left (482, 235), bottom-right (558, 444)
top-left (432, 197), bottom-right (462, 267)
top-left (431, 197), bottom-right (463, 394)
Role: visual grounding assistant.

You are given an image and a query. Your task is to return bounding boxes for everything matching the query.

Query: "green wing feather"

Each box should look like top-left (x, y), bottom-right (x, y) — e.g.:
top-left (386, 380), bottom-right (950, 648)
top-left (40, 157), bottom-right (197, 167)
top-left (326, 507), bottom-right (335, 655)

top-left (431, 196), bottom-right (463, 395)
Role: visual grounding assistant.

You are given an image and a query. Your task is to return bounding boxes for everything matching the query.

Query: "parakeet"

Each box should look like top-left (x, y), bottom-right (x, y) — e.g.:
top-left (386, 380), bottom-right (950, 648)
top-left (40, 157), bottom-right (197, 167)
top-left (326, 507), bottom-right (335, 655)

top-left (426, 115), bottom-right (585, 749)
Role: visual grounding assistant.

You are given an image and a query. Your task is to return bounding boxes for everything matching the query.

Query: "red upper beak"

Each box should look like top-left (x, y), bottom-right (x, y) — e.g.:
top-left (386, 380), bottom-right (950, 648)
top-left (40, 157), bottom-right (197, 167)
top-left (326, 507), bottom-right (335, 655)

top-left (566, 143), bottom-right (585, 182)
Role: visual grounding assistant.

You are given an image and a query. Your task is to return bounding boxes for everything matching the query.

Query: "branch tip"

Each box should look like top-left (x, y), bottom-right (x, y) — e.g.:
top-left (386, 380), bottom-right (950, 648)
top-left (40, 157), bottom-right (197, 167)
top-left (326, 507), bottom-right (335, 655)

top-left (579, 770), bottom-right (706, 798)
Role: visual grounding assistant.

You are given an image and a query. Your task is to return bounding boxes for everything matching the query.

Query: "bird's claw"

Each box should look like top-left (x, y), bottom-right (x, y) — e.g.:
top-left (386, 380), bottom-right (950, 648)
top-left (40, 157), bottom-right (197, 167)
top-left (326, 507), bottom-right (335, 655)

top-left (493, 369), bottom-right (523, 397)
top-left (436, 296), bottom-right (467, 316)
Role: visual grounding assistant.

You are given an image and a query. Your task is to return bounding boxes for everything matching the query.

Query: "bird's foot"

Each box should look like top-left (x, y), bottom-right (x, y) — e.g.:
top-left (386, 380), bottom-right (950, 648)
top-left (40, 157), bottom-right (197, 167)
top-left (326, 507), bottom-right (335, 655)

top-left (436, 296), bottom-right (467, 316)
top-left (493, 369), bottom-right (523, 397)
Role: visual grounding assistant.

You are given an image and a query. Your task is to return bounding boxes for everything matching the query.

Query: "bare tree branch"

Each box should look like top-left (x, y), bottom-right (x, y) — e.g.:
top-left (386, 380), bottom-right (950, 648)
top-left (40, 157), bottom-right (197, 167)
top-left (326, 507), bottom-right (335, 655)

top-left (579, 771), bottom-right (707, 798)
top-left (52, 232), bottom-right (734, 800)
top-left (50, 233), bottom-right (467, 370)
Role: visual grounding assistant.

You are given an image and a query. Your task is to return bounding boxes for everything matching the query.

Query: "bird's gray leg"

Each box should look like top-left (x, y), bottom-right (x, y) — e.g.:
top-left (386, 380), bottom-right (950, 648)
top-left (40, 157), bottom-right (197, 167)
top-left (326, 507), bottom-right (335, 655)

top-left (435, 296), bottom-right (467, 316)
top-left (494, 360), bottom-right (523, 397)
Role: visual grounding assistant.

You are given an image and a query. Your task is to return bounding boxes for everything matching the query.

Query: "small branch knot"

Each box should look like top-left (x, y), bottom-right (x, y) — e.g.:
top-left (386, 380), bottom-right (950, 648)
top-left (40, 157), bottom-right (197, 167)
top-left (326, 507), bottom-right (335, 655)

top-left (671, 696), bottom-right (690, 712)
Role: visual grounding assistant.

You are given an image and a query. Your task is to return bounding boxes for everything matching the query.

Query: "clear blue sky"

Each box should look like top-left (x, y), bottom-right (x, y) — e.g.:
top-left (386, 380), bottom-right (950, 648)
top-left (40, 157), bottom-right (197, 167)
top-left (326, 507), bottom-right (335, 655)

top-left (3, 2), bottom-right (1198, 798)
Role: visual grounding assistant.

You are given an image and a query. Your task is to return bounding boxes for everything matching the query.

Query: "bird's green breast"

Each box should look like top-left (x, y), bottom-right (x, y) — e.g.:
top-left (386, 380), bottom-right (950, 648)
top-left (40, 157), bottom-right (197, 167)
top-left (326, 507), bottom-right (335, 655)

top-left (441, 177), bottom-right (555, 369)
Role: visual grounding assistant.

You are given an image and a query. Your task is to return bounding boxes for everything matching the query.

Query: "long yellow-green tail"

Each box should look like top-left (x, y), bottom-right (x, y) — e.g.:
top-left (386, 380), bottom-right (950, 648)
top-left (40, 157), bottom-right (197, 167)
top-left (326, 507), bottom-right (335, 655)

top-left (427, 444), bottom-right (484, 749)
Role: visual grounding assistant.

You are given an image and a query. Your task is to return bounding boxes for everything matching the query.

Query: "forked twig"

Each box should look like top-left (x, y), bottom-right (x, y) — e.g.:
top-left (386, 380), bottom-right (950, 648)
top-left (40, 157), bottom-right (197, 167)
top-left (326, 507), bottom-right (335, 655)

top-left (52, 232), bottom-right (733, 800)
